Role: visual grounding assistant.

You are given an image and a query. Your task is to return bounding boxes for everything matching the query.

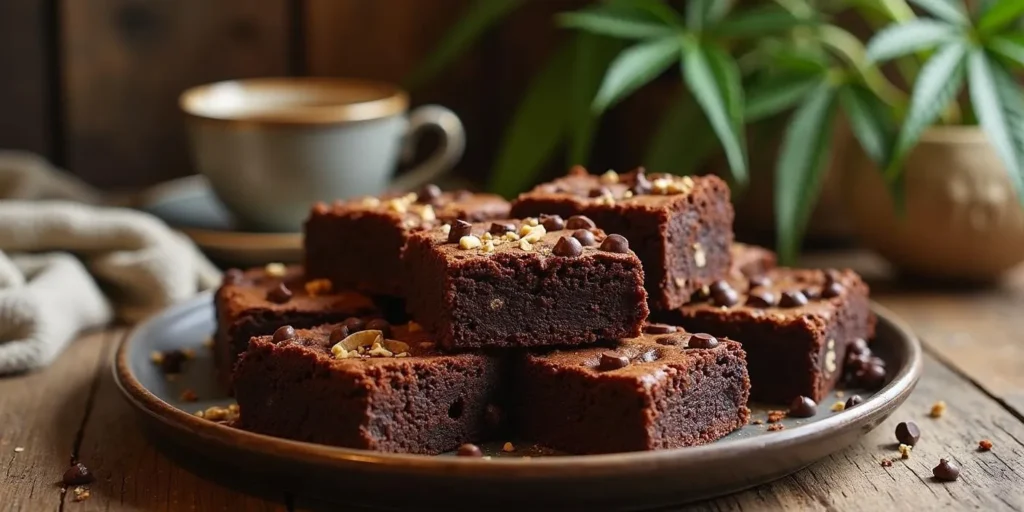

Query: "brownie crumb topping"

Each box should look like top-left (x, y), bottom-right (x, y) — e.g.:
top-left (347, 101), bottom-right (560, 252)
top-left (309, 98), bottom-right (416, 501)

top-left (599, 352), bottom-right (630, 371)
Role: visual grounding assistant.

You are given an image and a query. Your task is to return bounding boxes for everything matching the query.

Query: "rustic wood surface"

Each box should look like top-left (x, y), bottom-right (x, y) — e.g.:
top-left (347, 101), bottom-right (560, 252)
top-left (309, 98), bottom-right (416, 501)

top-left (2, 252), bottom-right (1024, 511)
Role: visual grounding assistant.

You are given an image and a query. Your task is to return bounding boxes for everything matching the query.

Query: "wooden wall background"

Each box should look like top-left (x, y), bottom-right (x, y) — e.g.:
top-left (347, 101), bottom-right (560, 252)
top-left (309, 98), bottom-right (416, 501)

top-left (0, 0), bottom-right (648, 190)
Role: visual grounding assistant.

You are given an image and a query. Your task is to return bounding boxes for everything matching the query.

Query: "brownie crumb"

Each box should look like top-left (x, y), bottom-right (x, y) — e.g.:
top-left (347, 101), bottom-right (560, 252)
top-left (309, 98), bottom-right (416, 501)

top-left (978, 439), bottom-right (993, 451)
top-left (767, 410), bottom-right (787, 423)
top-left (62, 462), bottom-right (94, 486)
top-left (502, 442), bottom-right (515, 453)
top-left (304, 278), bottom-right (333, 296)
top-left (881, 458), bottom-right (894, 468)
top-left (72, 486), bottom-right (91, 502)
top-left (179, 389), bottom-right (198, 402)
top-left (929, 401), bottom-right (947, 418)
top-left (898, 444), bottom-right (912, 459)
top-left (767, 424), bottom-right (785, 432)
top-left (751, 419), bottom-right (764, 425)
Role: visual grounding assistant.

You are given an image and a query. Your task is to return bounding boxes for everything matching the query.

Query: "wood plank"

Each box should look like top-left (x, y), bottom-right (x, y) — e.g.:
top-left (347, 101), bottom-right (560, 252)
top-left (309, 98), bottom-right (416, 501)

top-left (62, 0), bottom-right (291, 189)
top-left (71, 332), bottom-right (288, 511)
top-left (0, 0), bottom-right (51, 155)
top-left (0, 331), bottom-right (113, 511)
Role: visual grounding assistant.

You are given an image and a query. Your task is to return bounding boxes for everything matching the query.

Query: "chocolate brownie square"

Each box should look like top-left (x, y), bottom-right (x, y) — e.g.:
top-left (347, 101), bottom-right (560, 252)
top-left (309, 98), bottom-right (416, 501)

top-left (403, 216), bottom-right (649, 349)
top-left (510, 167), bottom-right (734, 311)
top-left (214, 264), bottom-right (380, 384)
top-left (514, 324), bottom-right (750, 454)
top-left (234, 321), bottom-right (503, 454)
top-left (654, 268), bottom-right (874, 403)
top-left (304, 187), bottom-right (510, 296)
top-left (730, 243), bottom-right (776, 278)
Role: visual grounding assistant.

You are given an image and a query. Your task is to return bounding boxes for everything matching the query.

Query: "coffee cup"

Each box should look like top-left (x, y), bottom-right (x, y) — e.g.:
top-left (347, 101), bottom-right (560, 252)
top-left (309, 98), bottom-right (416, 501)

top-left (179, 77), bottom-right (464, 232)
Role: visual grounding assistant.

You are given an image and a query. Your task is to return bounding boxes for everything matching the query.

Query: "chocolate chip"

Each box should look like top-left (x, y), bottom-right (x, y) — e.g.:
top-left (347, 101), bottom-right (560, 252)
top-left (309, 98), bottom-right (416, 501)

top-left (709, 280), bottom-right (739, 307)
top-left (571, 229), bottom-right (596, 247)
top-left (329, 325), bottom-right (349, 343)
top-left (631, 168), bottom-right (651, 195)
top-left (789, 396), bottom-right (817, 418)
top-left (656, 333), bottom-right (691, 346)
top-left (541, 214), bottom-right (565, 231)
top-left (822, 281), bottom-right (845, 298)
top-left (779, 290), bottom-right (809, 308)
top-left (802, 286), bottom-right (821, 300)
top-left (848, 338), bottom-right (869, 357)
top-left (417, 184), bottom-right (443, 204)
top-left (552, 236), bottom-right (584, 257)
top-left (159, 350), bottom-right (188, 374)
top-left (589, 186), bottom-right (611, 198)
top-left (599, 352), bottom-right (629, 371)
top-left (565, 215), bottom-right (596, 230)
top-left (845, 395), bottom-right (863, 409)
top-left (448, 220), bottom-right (473, 243)
top-left (856, 362), bottom-right (887, 389)
top-left (365, 318), bottom-right (391, 338)
top-left (457, 443), bottom-right (484, 457)
top-left (746, 289), bottom-right (776, 308)
top-left (823, 269), bottom-right (842, 284)
top-left (343, 317), bottom-right (365, 333)
top-left (223, 268), bottom-right (244, 285)
top-left (688, 333), bottom-right (718, 349)
top-left (896, 421), bottom-right (921, 446)
top-left (748, 274), bottom-right (771, 289)
top-left (489, 222), bottom-right (515, 235)
top-left (599, 234), bottom-right (629, 253)
top-left (266, 282), bottom-right (293, 304)
top-left (932, 459), bottom-right (960, 481)
top-left (62, 462), bottom-right (94, 486)
top-left (273, 325), bottom-right (296, 342)
top-left (644, 323), bottom-right (678, 334)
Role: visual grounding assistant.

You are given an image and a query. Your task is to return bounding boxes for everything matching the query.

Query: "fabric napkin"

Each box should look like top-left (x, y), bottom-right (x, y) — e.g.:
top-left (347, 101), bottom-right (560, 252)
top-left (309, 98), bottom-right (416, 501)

top-left (0, 151), bottom-right (221, 374)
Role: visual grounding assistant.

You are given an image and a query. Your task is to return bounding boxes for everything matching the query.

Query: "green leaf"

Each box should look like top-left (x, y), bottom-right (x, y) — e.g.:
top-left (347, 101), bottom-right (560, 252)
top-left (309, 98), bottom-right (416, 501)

top-left (405, 0), bottom-right (523, 89)
top-left (592, 36), bottom-right (681, 113)
top-left (622, 0), bottom-right (686, 28)
top-left (909, 0), bottom-right (968, 25)
top-left (746, 73), bottom-right (823, 122)
top-left (967, 49), bottom-right (1024, 198)
top-left (682, 41), bottom-right (748, 183)
top-left (711, 5), bottom-right (811, 37)
top-left (488, 43), bottom-right (574, 197)
top-left (644, 92), bottom-right (720, 175)
top-left (990, 34), bottom-right (1024, 66)
top-left (774, 83), bottom-right (838, 264)
top-left (865, 19), bottom-right (961, 63)
top-left (886, 42), bottom-right (968, 180)
top-left (567, 35), bottom-right (624, 165)
top-left (978, 0), bottom-right (1024, 35)
top-left (558, 9), bottom-right (675, 40)
top-left (840, 84), bottom-right (894, 165)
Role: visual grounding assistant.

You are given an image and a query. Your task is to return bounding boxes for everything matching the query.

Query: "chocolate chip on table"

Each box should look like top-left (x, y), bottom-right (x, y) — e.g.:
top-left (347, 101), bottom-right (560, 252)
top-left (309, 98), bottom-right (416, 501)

top-left (599, 234), bottom-right (630, 253)
top-left (932, 459), bottom-right (960, 481)
top-left (656, 333), bottom-right (691, 346)
top-left (343, 317), bottom-right (366, 333)
top-left (821, 281), bottom-right (845, 299)
top-left (489, 222), bottom-right (515, 235)
top-left (266, 282), bottom-right (293, 304)
top-left (688, 333), bottom-right (719, 349)
top-left (746, 289), bottom-right (776, 308)
top-left (552, 236), bottom-right (584, 257)
top-left (589, 186), bottom-right (611, 198)
top-left (709, 280), bottom-right (739, 307)
top-left (365, 318), bottom-right (391, 338)
top-left (789, 396), bottom-right (817, 418)
top-left (571, 229), bottom-right (596, 247)
top-left (541, 214), bottom-right (566, 231)
top-left (845, 395), bottom-right (863, 409)
top-left (273, 325), bottom-right (296, 342)
top-left (778, 290), bottom-right (809, 308)
top-left (644, 323), bottom-right (678, 334)
top-left (447, 220), bottom-right (473, 243)
top-left (896, 421), bottom-right (921, 446)
top-left (457, 443), bottom-right (484, 457)
top-left (565, 215), bottom-right (596, 230)
top-left (747, 274), bottom-right (771, 289)
top-left (417, 184), bottom-right (443, 204)
top-left (599, 352), bottom-right (630, 371)
top-left (62, 462), bottom-right (94, 486)
top-left (329, 325), bottom-right (350, 343)
top-left (222, 268), bottom-right (244, 285)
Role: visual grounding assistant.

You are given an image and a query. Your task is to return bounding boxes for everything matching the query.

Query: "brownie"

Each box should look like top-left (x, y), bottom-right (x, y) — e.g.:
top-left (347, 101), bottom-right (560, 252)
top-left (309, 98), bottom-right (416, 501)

top-left (510, 167), bottom-right (734, 311)
top-left (304, 187), bottom-right (510, 296)
top-left (234, 322), bottom-right (503, 454)
top-left (403, 217), bottom-right (649, 349)
top-left (654, 268), bottom-right (874, 403)
top-left (213, 264), bottom-right (380, 384)
top-left (514, 324), bottom-right (750, 454)
top-left (730, 243), bottom-right (777, 278)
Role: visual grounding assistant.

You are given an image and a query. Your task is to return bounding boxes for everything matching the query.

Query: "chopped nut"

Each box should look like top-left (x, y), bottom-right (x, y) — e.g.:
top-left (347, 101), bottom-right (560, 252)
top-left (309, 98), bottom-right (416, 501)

top-left (930, 401), bottom-right (947, 418)
top-left (519, 239), bottom-right (533, 251)
top-left (693, 243), bottom-right (706, 268)
top-left (830, 401), bottom-right (845, 412)
top-left (386, 198), bottom-right (408, 213)
top-left (623, 190), bottom-right (634, 198)
top-left (360, 197), bottom-right (381, 207)
top-left (264, 262), bottom-right (287, 277)
top-left (979, 439), bottom-right (993, 451)
top-left (600, 169), bottom-right (619, 184)
top-left (652, 177), bottom-right (672, 194)
top-left (417, 204), bottom-right (436, 222)
top-left (481, 240), bottom-right (495, 253)
top-left (304, 278), bottom-right (333, 296)
top-left (459, 235), bottom-right (482, 250)
top-left (14, 447), bottom-right (24, 453)
top-left (767, 410), bottom-right (787, 423)
top-left (502, 442), bottom-right (515, 452)
top-left (180, 389), bottom-right (198, 402)
top-left (898, 443), bottom-right (912, 459)
top-left (674, 277), bottom-right (687, 289)
top-left (481, 231), bottom-right (493, 241)
top-left (836, 390), bottom-right (845, 398)
top-left (824, 339), bottom-right (837, 374)
top-left (751, 419), bottom-right (764, 425)
top-left (504, 231), bottom-right (520, 241)
top-left (440, 224), bottom-right (451, 236)
top-left (521, 224), bottom-right (547, 243)
top-left (198, 405), bottom-right (239, 423)
top-left (72, 486), bottom-right (90, 502)
top-left (150, 351), bottom-right (164, 365)
top-left (367, 342), bottom-right (394, 358)
top-left (525, 217), bottom-right (539, 227)
top-left (395, 352), bottom-right (410, 358)
top-left (490, 298), bottom-right (504, 310)
top-left (594, 194), bottom-right (615, 206)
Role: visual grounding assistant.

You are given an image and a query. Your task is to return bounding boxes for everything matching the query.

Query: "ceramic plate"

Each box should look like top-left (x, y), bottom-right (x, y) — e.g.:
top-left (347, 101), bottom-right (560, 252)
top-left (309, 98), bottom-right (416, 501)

top-left (116, 294), bottom-right (921, 510)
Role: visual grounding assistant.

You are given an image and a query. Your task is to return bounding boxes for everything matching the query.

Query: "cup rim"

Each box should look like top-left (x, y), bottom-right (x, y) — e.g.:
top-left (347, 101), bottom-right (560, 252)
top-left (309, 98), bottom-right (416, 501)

top-left (179, 77), bottom-right (409, 126)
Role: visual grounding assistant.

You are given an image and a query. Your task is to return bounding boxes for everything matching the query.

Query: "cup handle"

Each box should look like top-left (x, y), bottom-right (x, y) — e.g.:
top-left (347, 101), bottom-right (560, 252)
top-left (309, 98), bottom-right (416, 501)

top-left (389, 105), bottom-right (465, 193)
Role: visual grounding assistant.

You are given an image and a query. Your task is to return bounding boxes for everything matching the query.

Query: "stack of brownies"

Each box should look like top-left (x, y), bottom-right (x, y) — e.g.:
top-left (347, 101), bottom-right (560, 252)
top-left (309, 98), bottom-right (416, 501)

top-left (214, 167), bottom-right (880, 455)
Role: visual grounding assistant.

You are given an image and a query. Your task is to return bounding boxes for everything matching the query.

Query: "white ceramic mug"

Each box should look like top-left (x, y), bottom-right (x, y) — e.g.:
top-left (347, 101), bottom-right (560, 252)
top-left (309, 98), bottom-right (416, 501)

top-left (180, 78), bottom-right (465, 232)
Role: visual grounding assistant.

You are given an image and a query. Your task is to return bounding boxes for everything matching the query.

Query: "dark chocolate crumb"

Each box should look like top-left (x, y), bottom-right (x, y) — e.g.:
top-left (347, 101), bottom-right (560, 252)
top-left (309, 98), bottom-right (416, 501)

top-left (598, 352), bottom-right (630, 371)
top-left (489, 222), bottom-right (515, 235)
top-left (63, 463), bottom-right (95, 486)
top-left (448, 220), bottom-right (473, 243)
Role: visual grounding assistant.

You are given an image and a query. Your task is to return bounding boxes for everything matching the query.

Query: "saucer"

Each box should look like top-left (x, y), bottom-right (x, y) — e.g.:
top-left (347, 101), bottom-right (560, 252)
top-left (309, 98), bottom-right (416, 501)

top-left (137, 175), bottom-right (301, 267)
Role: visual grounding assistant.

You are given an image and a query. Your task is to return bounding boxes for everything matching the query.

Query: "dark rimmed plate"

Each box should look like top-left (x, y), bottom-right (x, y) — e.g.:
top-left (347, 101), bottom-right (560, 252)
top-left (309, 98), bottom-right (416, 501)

top-left (115, 293), bottom-right (921, 510)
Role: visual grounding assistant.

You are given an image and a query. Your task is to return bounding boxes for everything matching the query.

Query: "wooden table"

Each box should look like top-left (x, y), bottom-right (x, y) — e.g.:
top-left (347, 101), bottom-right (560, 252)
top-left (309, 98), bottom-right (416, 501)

top-left (2, 252), bottom-right (1024, 511)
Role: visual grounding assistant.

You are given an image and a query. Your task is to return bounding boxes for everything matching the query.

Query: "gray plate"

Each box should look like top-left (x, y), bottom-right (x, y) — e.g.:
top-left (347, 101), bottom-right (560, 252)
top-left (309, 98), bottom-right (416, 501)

top-left (116, 292), bottom-right (922, 511)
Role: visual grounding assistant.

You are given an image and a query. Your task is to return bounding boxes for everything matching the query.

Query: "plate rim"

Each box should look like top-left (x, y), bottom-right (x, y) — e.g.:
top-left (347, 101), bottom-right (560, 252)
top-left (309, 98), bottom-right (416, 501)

top-left (115, 293), bottom-right (922, 478)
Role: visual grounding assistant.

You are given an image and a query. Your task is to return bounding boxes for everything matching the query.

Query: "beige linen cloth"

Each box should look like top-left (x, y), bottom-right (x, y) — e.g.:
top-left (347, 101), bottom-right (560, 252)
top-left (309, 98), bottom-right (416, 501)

top-left (0, 151), bottom-right (221, 374)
